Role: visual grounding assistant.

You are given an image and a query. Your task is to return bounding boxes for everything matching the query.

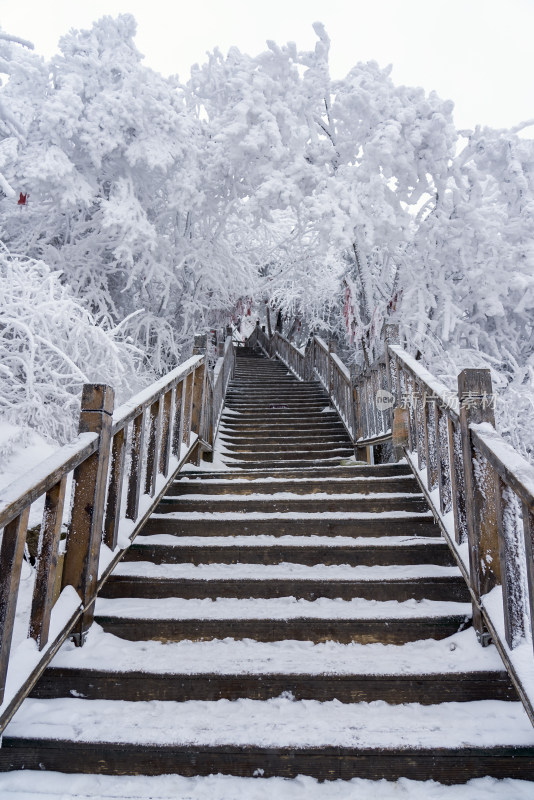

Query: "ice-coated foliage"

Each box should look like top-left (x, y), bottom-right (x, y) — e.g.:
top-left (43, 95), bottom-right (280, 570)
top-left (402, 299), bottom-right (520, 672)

top-left (0, 246), bottom-right (151, 443)
top-left (0, 15), bottom-right (532, 455)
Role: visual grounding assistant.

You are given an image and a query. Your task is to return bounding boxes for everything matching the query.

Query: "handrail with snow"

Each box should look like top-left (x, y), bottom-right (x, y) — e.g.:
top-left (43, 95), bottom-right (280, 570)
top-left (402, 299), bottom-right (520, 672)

top-left (0, 332), bottom-right (233, 734)
top-left (249, 317), bottom-right (534, 723)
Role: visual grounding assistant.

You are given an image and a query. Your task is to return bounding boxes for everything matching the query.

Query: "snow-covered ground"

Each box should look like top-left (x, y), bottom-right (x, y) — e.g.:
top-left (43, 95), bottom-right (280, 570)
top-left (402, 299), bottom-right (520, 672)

top-left (0, 772), bottom-right (532, 800)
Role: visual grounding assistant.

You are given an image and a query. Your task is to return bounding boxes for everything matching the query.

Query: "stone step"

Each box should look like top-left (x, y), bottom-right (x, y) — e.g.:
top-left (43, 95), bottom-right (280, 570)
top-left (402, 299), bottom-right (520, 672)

top-left (4, 697), bottom-right (534, 780)
top-left (219, 421), bottom-right (348, 433)
top-left (32, 629), bottom-right (513, 704)
top-left (125, 534), bottom-right (453, 566)
top-left (221, 440), bottom-right (354, 454)
top-left (176, 464), bottom-right (413, 481)
top-left (155, 494), bottom-right (430, 515)
top-left (143, 511), bottom-right (439, 538)
top-left (223, 460), bottom-right (353, 472)
top-left (31, 666), bottom-right (515, 704)
top-left (168, 476), bottom-right (420, 496)
top-left (223, 448), bottom-right (354, 462)
top-left (92, 594), bottom-right (472, 644)
top-left (219, 430), bottom-right (353, 450)
top-left (101, 567), bottom-right (469, 602)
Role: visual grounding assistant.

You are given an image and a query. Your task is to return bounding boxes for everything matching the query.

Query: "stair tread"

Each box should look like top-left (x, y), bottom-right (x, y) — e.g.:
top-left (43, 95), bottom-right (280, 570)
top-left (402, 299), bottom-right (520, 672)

top-left (6, 696), bottom-right (534, 748)
top-left (111, 562), bottom-right (461, 581)
top-left (46, 628), bottom-right (504, 676)
top-left (133, 533), bottom-right (444, 547)
top-left (149, 509), bottom-right (434, 520)
top-left (94, 595), bottom-right (472, 620)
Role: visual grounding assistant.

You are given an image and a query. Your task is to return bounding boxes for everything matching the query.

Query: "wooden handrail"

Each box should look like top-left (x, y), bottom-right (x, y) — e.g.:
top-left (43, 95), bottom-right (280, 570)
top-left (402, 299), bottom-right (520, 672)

top-left (249, 316), bottom-right (534, 723)
top-left (0, 333), bottom-right (233, 733)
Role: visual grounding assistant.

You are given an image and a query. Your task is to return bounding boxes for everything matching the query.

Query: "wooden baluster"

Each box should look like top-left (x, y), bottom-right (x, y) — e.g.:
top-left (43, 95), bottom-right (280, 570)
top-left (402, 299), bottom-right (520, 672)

top-left (415, 382), bottom-right (426, 471)
top-left (191, 362), bottom-right (207, 438)
top-left (182, 371), bottom-right (194, 448)
top-left (383, 324), bottom-right (399, 404)
top-left (380, 362), bottom-right (388, 434)
top-left (458, 369), bottom-right (499, 644)
top-left (435, 405), bottom-right (452, 515)
top-left (424, 398), bottom-right (438, 491)
top-left (495, 479), bottom-right (526, 648)
top-left (0, 507), bottom-right (30, 702)
top-left (521, 503), bottom-right (534, 653)
top-left (126, 411), bottom-right (145, 521)
top-left (104, 427), bottom-right (127, 550)
top-left (448, 418), bottom-right (468, 543)
top-left (328, 340), bottom-right (335, 397)
top-left (406, 373), bottom-right (414, 453)
top-left (364, 375), bottom-right (372, 439)
top-left (381, 325), bottom-right (397, 435)
top-left (29, 477), bottom-right (67, 649)
top-left (159, 388), bottom-right (174, 477)
top-left (62, 384), bottom-right (114, 645)
top-left (145, 398), bottom-right (162, 497)
top-left (172, 380), bottom-right (185, 458)
top-left (394, 355), bottom-right (402, 405)
top-left (191, 337), bottom-right (207, 466)
top-left (203, 379), bottom-right (215, 464)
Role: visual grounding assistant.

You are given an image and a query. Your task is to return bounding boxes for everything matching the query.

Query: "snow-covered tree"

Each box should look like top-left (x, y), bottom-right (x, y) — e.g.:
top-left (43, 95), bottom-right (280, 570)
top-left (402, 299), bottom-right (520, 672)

top-left (0, 245), bottom-right (150, 443)
top-left (0, 16), bottom-right (532, 457)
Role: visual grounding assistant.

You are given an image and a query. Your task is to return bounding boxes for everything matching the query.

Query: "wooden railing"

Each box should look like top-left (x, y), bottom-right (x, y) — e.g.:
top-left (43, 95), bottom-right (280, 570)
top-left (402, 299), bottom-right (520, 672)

top-left (201, 334), bottom-right (236, 461)
top-left (249, 319), bottom-right (534, 723)
top-left (0, 334), bottom-right (234, 732)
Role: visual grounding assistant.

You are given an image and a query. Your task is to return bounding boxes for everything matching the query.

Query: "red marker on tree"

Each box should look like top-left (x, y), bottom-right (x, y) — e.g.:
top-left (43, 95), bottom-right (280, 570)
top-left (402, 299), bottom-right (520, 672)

top-left (17, 192), bottom-right (28, 206)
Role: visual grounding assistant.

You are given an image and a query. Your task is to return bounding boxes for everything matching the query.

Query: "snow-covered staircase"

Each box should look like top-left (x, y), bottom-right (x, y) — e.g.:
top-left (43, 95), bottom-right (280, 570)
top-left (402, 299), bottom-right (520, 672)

top-left (1, 349), bottom-right (534, 786)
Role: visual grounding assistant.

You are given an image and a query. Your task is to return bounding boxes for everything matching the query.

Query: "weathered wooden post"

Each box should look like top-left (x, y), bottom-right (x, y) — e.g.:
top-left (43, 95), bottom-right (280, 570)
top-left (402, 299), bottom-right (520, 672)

top-left (328, 339), bottom-right (336, 395)
top-left (383, 324), bottom-right (400, 409)
top-left (351, 363), bottom-right (367, 462)
top-left (0, 507), bottom-right (30, 699)
top-left (192, 334), bottom-right (208, 466)
top-left (303, 336), bottom-right (314, 382)
top-left (458, 369), bottom-right (499, 644)
top-left (225, 325), bottom-right (236, 373)
top-left (62, 384), bottom-right (114, 645)
top-left (30, 476), bottom-right (68, 648)
top-left (265, 303), bottom-right (273, 338)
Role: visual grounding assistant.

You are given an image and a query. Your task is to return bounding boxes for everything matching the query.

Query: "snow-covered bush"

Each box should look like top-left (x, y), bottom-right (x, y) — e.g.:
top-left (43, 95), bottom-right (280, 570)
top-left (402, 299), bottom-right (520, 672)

top-left (0, 246), bottom-right (152, 444)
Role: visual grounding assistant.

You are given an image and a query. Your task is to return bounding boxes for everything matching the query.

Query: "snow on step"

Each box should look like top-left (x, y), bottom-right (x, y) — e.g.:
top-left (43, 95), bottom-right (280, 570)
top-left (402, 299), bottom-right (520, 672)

top-left (133, 533), bottom-right (442, 547)
top-left (177, 474), bottom-right (411, 484)
top-left (1, 773), bottom-right (533, 800)
top-left (50, 627), bottom-right (503, 676)
top-left (94, 595), bottom-right (472, 620)
top-left (149, 510), bottom-right (433, 521)
top-left (6, 696), bottom-right (534, 748)
top-left (113, 561), bottom-right (461, 580)
top-left (164, 491), bottom-right (424, 501)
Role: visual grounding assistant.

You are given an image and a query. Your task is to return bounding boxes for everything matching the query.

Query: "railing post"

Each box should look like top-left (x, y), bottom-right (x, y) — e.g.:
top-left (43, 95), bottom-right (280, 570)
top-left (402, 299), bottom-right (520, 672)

top-left (191, 335), bottom-right (207, 466)
top-left (383, 324), bottom-right (399, 396)
top-left (383, 324), bottom-right (399, 437)
top-left (458, 369), bottom-right (499, 645)
top-left (62, 384), bottom-right (114, 646)
top-left (304, 336), bottom-right (314, 382)
top-left (0, 507), bottom-right (30, 702)
top-left (351, 364), bottom-right (366, 462)
top-left (328, 339), bottom-right (336, 395)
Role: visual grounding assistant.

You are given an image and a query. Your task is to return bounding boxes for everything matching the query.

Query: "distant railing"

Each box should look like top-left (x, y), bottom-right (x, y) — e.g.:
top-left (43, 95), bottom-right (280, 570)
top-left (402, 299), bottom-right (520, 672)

top-left (248, 318), bottom-right (534, 724)
top-left (0, 331), bottom-right (233, 733)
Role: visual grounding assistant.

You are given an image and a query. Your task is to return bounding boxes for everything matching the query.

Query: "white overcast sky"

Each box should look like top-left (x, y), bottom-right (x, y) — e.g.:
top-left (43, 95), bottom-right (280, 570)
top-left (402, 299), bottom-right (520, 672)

top-left (1, 0), bottom-right (533, 131)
